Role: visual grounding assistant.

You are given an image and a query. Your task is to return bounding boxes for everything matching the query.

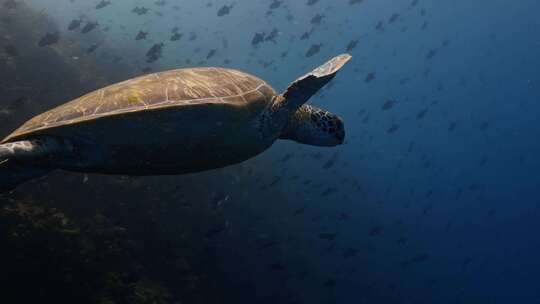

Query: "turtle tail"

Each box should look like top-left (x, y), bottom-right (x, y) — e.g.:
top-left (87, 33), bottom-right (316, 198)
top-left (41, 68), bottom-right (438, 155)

top-left (0, 159), bottom-right (51, 194)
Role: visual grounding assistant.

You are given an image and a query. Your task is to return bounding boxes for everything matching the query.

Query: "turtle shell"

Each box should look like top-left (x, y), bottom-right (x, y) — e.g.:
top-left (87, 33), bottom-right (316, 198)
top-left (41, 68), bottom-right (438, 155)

top-left (2, 67), bottom-right (277, 143)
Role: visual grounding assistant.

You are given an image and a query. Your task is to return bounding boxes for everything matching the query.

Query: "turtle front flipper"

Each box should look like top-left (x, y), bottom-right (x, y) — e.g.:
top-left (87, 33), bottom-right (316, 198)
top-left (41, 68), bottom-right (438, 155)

top-left (280, 53), bottom-right (352, 111)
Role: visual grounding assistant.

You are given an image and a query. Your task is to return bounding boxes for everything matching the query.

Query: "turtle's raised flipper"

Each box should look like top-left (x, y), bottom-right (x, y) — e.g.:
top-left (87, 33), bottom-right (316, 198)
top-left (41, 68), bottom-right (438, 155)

top-left (0, 159), bottom-right (51, 194)
top-left (280, 53), bottom-right (352, 111)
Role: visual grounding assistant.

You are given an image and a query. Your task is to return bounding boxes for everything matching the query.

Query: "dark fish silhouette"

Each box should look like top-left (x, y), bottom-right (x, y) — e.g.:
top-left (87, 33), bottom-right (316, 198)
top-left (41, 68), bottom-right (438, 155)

top-left (346, 39), bottom-right (358, 52)
top-left (205, 47), bottom-right (218, 60)
top-left (135, 30), bottom-right (148, 40)
top-left (311, 14), bottom-right (324, 25)
top-left (4, 45), bottom-right (19, 56)
top-left (264, 28), bottom-right (279, 43)
top-left (305, 43), bottom-right (322, 57)
top-left (319, 233), bottom-right (337, 241)
top-left (369, 226), bottom-right (383, 236)
top-left (68, 18), bottom-right (82, 31)
top-left (38, 32), bottom-right (60, 47)
top-left (387, 124), bottom-right (399, 134)
top-left (132, 6), bottom-right (149, 15)
top-left (170, 32), bottom-right (182, 41)
top-left (307, 0), bottom-right (319, 6)
top-left (3, 0), bottom-right (18, 9)
top-left (217, 4), bottom-right (233, 16)
top-left (365, 72), bottom-right (376, 83)
top-left (381, 99), bottom-right (396, 111)
top-left (426, 49), bottom-right (437, 59)
top-left (416, 108), bottom-right (428, 120)
top-left (375, 21), bottom-right (384, 32)
top-left (388, 13), bottom-right (400, 23)
top-left (293, 206), bottom-right (306, 216)
top-left (86, 44), bottom-right (99, 53)
top-left (95, 0), bottom-right (111, 9)
top-left (269, 0), bottom-right (283, 9)
top-left (251, 32), bottom-right (265, 46)
top-left (81, 22), bottom-right (98, 34)
top-left (146, 42), bottom-right (164, 63)
top-left (342, 248), bottom-right (357, 258)
top-left (300, 28), bottom-right (314, 40)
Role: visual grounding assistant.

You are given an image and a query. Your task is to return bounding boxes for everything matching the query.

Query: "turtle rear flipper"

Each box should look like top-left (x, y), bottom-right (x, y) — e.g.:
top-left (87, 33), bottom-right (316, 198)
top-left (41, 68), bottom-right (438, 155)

top-left (0, 137), bottom-right (69, 193)
top-left (0, 159), bottom-right (51, 194)
top-left (281, 53), bottom-right (352, 110)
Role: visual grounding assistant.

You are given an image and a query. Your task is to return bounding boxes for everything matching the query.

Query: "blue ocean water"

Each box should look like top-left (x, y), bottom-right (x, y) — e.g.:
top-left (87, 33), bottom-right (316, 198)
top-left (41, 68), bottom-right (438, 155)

top-left (1, 0), bottom-right (540, 303)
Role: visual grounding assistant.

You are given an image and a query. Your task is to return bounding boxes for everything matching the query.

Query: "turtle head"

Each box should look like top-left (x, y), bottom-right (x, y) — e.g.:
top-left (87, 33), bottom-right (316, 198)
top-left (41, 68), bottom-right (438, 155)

top-left (279, 105), bottom-right (345, 146)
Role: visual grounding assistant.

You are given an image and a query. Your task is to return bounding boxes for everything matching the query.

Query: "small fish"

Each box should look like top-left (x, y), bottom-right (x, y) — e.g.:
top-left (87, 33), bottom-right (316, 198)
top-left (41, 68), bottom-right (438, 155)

top-left (206, 49), bottom-right (217, 60)
top-left (86, 44), bottom-right (99, 53)
top-left (252, 32), bottom-right (265, 46)
top-left (81, 22), bottom-right (98, 34)
top-left (342, 248), bottom-right (357, 258)
top-left (38, 32), bottom-right (60, 47)
top-left (318, 232), bottom-right (337, 241)
top-left (305, 43), bottom-right (322, 57)
top-left (135, 30), bottom-right (148, 40)
top-left (426, 49), bottom-right (437, 59)
top-left (4, 45), bottom-right (19, 57)
top-left (387, 124), bottom-right (399, 134)
top-left (388, 13), bottom-right (400, 23)
top-left (264, 28), bottom-right (279, 43)
top-left (170, 32), bottom-right (183, 41)
top-left (365, 72), bottom-right (376, 83)
top-left (132, 6), bottom-right (149, 15)
top-left (3, 0), bottom-right (18, 9)
top-left (95, 0), bottom-right (111, 9)
top-left (346, 39), bottom-right (358, 52)
top-left (217, 4), bottom-right (233, 17)
top-left (381, 99), bottom-right (396, 111)
top-left (269, 0), bottom-right (283, 9)
top-left (146, 42), bottom-right (164, 63)
top-left (311, 14), bottom-right (324, 25)
top-left (68, 18), bottom-right (82, 31)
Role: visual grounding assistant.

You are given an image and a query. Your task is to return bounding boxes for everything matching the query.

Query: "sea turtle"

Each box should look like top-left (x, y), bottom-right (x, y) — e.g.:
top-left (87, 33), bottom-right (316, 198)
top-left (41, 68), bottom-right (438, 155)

top-left (0, 54), bottom-right (351, 192)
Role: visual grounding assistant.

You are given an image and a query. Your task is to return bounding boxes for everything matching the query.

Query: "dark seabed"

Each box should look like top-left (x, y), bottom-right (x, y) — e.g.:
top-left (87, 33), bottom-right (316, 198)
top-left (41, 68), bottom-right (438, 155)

top-left (1, 0), bottom-right (540, 303)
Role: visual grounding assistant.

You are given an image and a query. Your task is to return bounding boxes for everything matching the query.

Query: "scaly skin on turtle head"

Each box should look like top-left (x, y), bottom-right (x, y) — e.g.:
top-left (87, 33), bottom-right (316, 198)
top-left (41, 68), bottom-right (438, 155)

top-left (279, 104), bottom-right (345, 146)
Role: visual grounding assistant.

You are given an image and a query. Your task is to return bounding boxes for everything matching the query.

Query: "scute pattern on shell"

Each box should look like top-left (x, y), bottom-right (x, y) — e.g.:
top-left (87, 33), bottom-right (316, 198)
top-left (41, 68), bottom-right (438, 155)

top-left (3, 67), bottom-right (275, 142)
